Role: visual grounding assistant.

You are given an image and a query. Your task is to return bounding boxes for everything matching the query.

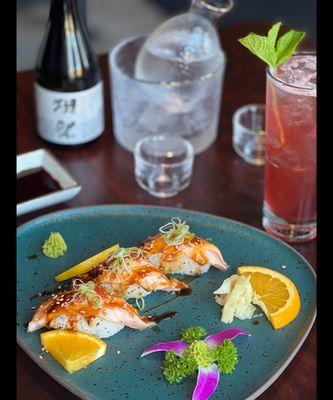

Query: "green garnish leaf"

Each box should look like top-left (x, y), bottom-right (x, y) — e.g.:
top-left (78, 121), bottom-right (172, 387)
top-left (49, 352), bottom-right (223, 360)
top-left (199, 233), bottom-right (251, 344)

top-left (42, 232), bottom-right (67, 258)
top-left (275, 30), bottom-right (305, 66)
top-left (162, 337), bottom-right (238, 382)
top-left (190, 340), bottom-right (214, 368)
top-left (162, 347), bottom-right (199, 383)
top-left (158, 326), bottom-right (243, 386)
top-left (211, 339), bottom-right (238, 374)
top-left (238, 22), bottom-right (305, 68)
top-left (163, 352), bottom-right (187, 383)
top-left (267, 21), bottom-right (282, 44)
top-left (181, 326), bottom-right (207, 343)
top-left (181, 348), bottom-right (198, 376)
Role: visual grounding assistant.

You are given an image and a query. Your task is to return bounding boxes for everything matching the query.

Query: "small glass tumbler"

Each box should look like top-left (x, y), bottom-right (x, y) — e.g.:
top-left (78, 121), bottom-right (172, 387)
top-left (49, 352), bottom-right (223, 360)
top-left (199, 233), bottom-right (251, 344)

top-left (232, 104), bottom-right (266, 166)
top-left (134, 135), bottom-right (194, 198)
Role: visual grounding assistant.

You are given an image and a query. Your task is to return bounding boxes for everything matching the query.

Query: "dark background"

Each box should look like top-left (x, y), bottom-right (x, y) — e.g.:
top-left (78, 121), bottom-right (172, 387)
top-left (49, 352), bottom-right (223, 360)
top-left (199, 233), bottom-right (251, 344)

top-left (17, 0), bottom-right (316, 72)
top-left (152, 0), bottom-right (316, 38)
top-left (18, 0), bottom-right (316, 38)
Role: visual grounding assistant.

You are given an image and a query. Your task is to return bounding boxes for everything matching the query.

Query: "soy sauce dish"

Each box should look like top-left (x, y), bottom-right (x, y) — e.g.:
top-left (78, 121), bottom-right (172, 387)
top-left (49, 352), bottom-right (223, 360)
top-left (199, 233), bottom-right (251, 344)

top-left (17, 149), bottom-right (81, 216)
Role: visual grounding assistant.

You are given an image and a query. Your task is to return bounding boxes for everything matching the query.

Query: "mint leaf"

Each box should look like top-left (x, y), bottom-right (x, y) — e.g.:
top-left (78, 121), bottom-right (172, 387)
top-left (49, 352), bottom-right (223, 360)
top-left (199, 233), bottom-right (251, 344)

top-left (238, 22), bottom-right (305, 69)
top-left (238, 33), bottom-right (276, 67)
top-left (267, 22), bottom-right (282, 48)
top-left (275, 30), bottom-right (305, 66)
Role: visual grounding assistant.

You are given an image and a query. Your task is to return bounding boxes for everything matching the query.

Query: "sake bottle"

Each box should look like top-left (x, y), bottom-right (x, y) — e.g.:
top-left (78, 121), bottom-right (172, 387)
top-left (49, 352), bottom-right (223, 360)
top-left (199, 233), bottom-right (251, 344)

top-left (35, 0), bottom-right (104, 145)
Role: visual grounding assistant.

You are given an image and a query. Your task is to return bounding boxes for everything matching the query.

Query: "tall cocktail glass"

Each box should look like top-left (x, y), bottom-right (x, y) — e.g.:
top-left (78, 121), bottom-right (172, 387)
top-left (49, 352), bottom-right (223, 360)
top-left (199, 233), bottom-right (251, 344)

top-left (263, 53), bottom-right (316, 242)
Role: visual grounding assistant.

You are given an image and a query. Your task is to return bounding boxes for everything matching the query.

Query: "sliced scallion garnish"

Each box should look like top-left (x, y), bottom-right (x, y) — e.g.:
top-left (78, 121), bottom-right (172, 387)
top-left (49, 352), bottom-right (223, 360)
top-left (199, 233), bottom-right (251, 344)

top-left (72, 279), bottom-right (103, 308)
top-left (106, 247), bottom-right (143, 270)
top-left (135, 296), bottom-right (145, 311)
top-left (159, 218), bottom-right (195, 246)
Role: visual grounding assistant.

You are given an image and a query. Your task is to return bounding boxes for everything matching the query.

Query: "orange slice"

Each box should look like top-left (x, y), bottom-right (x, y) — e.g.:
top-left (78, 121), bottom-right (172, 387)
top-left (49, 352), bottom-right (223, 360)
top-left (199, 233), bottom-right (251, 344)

top-left (55, 244), bottom-right (119, 282)
top-left (41, 330), bottom-right (107, 373)
top-left (237, 266), bottom-right (301, 329)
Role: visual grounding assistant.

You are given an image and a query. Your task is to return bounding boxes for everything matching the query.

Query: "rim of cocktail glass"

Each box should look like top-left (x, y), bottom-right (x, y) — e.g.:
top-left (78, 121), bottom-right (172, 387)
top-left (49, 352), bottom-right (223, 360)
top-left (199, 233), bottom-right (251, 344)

top-left (232, 103), bottom-right (266, 137)
top-left (266, 51), bottom-right (317, 91)
top-left (134, 135), bottom-right (194, 168)
top-left (109, 35), bottom-right (224, 87)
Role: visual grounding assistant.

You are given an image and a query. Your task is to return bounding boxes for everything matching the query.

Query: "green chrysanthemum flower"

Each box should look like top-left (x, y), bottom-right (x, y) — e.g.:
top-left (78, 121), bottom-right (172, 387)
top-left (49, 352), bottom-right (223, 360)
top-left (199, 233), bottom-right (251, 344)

top-left (163, 352), bottom-right (187, 383)
top-left (181, 348), bottom-right (198, 376)
top-left (189, 340), bottom-right (214, 368)
top-left (154, 326), bottom-right (245, 388)
top-left (181, 326), bottom-right (207, 343)
top-left (212, 339), bottom-right (238, 374)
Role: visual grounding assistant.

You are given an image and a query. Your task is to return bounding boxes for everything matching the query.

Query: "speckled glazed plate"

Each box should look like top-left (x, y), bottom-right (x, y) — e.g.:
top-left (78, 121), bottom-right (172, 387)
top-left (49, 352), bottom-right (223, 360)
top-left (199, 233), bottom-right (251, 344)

top-left (17, 205), bottom-right (316, 400)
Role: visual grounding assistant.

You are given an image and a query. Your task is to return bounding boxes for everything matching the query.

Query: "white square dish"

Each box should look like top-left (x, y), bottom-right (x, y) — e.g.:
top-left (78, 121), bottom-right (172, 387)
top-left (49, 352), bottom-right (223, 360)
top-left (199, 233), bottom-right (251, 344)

top-left (17, 149), bottom-right (81, 216)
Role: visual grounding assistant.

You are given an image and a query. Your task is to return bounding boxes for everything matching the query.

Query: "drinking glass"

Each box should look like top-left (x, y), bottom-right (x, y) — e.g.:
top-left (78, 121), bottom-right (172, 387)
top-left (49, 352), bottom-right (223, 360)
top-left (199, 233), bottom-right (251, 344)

top-left (232, 104), bottom-right (266, 166)
top-left (134, 135), bottom-right (194, 198)
top-left (263, 52), bottom-right (316, 243)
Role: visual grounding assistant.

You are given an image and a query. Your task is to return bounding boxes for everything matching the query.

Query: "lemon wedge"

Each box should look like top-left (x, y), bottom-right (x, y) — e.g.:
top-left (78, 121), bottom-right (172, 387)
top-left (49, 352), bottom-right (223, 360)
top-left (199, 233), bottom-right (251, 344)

top-left (55, 244), bottom-right (119, 282)
top-left (41, 330), bottom-right (107, 373)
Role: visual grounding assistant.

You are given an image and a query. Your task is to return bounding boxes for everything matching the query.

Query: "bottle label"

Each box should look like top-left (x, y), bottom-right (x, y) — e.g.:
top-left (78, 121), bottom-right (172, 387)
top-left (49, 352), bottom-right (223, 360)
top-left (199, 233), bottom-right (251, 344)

top-left (34, 81), bottom-right (105, 145)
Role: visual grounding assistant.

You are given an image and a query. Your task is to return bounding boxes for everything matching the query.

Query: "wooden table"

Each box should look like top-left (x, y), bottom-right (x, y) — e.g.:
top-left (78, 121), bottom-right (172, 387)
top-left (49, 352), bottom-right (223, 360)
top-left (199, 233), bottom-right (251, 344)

top-left (17, 22), bottom-right (316, 400)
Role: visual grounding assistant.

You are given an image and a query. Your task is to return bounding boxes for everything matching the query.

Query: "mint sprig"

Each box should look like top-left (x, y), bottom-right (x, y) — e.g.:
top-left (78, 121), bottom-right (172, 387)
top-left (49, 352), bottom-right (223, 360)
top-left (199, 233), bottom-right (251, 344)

top-left (238, 22), bottom-right (305, 69)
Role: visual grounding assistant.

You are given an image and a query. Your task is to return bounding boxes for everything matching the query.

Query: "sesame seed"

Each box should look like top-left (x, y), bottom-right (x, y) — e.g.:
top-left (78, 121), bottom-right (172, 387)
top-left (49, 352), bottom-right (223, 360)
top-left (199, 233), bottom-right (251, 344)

top-left (281, 265), bottom-right (287, 269)
top-left (117, 351), bottom-right (120, 355)
top-left (39, 355), bottom-right (43, 359)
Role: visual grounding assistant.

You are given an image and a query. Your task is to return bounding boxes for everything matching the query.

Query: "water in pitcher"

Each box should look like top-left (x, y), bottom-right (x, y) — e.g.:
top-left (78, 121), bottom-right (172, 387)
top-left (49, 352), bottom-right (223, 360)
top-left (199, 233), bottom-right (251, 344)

top-left (133, 0), bottom-right (233, 153)
top-left (135, 12), bottom-right (224, 83)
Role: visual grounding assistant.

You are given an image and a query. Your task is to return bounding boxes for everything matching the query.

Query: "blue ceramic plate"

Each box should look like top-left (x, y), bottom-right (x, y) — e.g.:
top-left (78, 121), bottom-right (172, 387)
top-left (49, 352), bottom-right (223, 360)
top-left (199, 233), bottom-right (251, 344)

top-left (17, 205), bottom-right (316, 400)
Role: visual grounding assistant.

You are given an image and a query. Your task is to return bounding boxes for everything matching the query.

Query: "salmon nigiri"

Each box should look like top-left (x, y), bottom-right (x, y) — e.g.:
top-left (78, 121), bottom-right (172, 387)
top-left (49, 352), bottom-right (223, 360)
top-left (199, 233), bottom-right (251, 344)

top-left (139, 218), bottom-right (229, 275)
top-left (76, 247), bottom-right (189, 299)
top-left (27, 283), bottom-right (155, 338)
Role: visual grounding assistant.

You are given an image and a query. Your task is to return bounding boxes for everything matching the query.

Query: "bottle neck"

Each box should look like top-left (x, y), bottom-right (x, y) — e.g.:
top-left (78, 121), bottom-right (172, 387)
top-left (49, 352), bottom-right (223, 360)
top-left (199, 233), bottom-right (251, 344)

top-left (49, 0), bottom-right (83, 29)
top-left (37, 0), bottom-right (100, 88)
top-left (190, 0), bottom-right (233, 23)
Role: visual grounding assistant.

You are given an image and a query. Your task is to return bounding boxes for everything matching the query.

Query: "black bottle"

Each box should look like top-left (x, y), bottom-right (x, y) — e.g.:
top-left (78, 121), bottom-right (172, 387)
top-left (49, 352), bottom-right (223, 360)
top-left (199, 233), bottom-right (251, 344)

top-left (35, 0), bottom-right (104, 145)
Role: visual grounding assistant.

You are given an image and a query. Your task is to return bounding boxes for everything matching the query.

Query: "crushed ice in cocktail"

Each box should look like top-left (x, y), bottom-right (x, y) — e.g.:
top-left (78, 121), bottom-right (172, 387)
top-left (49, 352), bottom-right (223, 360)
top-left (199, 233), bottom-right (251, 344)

top-left (276, 55), bottom-right (316, 89)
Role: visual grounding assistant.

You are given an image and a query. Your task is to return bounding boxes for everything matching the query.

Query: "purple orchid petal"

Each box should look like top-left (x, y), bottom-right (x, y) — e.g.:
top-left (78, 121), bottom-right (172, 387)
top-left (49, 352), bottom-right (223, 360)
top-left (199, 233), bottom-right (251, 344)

top-left (192, 363), bottom-right (220, 400)
top-left (141, 340), bottom-right (189, 357)
top-left (204, 328), bottom-right (251, 347)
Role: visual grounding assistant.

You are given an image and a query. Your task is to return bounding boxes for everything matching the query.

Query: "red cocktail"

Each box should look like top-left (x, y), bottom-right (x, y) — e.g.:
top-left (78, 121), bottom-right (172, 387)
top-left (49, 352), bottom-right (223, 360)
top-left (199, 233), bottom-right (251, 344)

top-left (263, 53), bottom-right (316, 242)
